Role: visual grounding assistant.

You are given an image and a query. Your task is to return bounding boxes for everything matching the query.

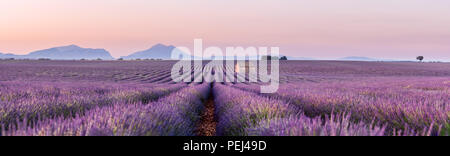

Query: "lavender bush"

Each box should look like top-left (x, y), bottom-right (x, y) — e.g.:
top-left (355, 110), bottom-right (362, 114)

top-left (233, 77), bottom-right (449, 135)
top-left (213, 84), bottom-right (387, 136)
top-left (0, 81), bottom-right (186, 132)
top-left (247, 114), bottom-right (386, 136)
top-left (2, 83), bottom-right (209, 136)
top-left (0, 60), bottom-right (448, 136)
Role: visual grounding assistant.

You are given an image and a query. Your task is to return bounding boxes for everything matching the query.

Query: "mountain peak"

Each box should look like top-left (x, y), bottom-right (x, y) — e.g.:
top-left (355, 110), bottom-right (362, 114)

top-left (121, 44), bottom-right (177, 60)
top-left (54, 45), bottom-right (82, 51)
top-left (153, 43), bottom-right (166, 47)
top-left (66, 44), bottom-right (80, 48)
top-left (58, 44), bottom-right (81, 48)
top-left (151, 43), bottom-right (175, 49)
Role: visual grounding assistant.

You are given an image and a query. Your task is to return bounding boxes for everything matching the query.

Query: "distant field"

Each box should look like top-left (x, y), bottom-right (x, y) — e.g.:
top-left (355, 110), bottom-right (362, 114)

top-left (0, 60), bottom-right (448, 136)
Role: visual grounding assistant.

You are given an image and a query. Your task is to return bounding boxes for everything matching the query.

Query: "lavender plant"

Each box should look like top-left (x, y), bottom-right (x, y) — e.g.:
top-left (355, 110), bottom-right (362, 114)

top-left (233, 77), bottom-right (449, 135)
top-left (213, 84), bottom-right (387, 136)
top-left (2, 83), bottom-right (209, 136)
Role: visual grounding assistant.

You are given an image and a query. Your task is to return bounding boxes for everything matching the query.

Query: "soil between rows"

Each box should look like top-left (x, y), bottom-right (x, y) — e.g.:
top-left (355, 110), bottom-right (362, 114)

top-left (194, 84), bottom-right (217, 136)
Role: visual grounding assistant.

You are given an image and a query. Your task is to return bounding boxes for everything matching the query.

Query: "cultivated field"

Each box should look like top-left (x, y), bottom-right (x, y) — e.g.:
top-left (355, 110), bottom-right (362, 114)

top-left (0, 60), bottom-right (448, 136)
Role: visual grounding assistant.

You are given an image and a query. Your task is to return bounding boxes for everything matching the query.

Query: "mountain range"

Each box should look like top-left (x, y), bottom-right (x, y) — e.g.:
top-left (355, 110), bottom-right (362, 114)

top-left (0, 45), bottom-right (114, 60)
top-left (338, 56), bottom-right (399, 62)
top-left (1, 44), bottom-right (414, 62)
top-left (120, 44), bottom-right (177, 60)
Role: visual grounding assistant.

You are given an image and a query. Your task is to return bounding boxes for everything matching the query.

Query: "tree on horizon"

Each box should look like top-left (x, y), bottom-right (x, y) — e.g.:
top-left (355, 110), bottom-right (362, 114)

top-left (416, 56), bottom-right (424, 62)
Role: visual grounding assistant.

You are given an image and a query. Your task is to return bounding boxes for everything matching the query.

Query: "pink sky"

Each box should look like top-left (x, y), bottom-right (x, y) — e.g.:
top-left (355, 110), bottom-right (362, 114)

top-left (1, 0), bottom-right (449, 61)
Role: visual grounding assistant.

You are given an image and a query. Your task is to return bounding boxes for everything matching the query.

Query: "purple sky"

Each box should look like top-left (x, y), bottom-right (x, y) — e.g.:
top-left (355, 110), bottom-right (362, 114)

top-left (1, 0), bottom-right (449, 61)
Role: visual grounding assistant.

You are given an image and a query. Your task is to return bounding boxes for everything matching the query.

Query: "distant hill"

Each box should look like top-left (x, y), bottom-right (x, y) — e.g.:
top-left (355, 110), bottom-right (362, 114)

top-left (286, 56), bottom-right (316, 60)
top-left (26, 45), bottom-right (114, 60)
top-left (121, 44), bottom-right (178, 60)
top-left (339, 56), bottom-right (379, 61)
top-left (0, 52), bottom-right (21, 59)
top-left (338, 56), bottom-right (404, 62)
top-left (0, 45), bottom-right (114, 60)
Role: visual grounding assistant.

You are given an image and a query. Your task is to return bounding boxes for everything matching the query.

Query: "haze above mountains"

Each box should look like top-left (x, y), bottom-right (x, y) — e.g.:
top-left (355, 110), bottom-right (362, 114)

top-left (0, 44), bottom-right (415, 62)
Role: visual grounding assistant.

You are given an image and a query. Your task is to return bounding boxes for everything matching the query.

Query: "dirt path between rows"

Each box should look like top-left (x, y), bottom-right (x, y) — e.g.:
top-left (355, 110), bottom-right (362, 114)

top-left (195, 84), bottom-right (217, 136)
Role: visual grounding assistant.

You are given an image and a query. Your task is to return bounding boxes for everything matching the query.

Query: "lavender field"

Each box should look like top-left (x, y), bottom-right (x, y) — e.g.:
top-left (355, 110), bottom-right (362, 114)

top-left (0, 60), bottom-right (448, 136)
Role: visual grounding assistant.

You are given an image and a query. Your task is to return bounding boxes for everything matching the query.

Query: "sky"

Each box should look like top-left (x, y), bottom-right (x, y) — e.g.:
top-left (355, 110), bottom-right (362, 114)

top-left (0, 0), bottom-right (449, 61)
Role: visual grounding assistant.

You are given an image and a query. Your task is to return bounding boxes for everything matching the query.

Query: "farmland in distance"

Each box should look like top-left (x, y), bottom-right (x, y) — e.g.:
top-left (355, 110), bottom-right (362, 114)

top-left (0, 60), bottom-right (448, 136)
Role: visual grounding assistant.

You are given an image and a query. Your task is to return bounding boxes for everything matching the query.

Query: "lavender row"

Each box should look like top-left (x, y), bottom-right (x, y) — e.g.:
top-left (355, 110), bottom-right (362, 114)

top-left (213, 84), bottom-right (387, 136)
top-left (2, 83), bottom-right (210, 136)
top-left (0, 60), bottom-right (179, 83)
top-left (233, 77), bottom-right (449, 135)
top-left (0, 81), bottom-right (186, 131)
